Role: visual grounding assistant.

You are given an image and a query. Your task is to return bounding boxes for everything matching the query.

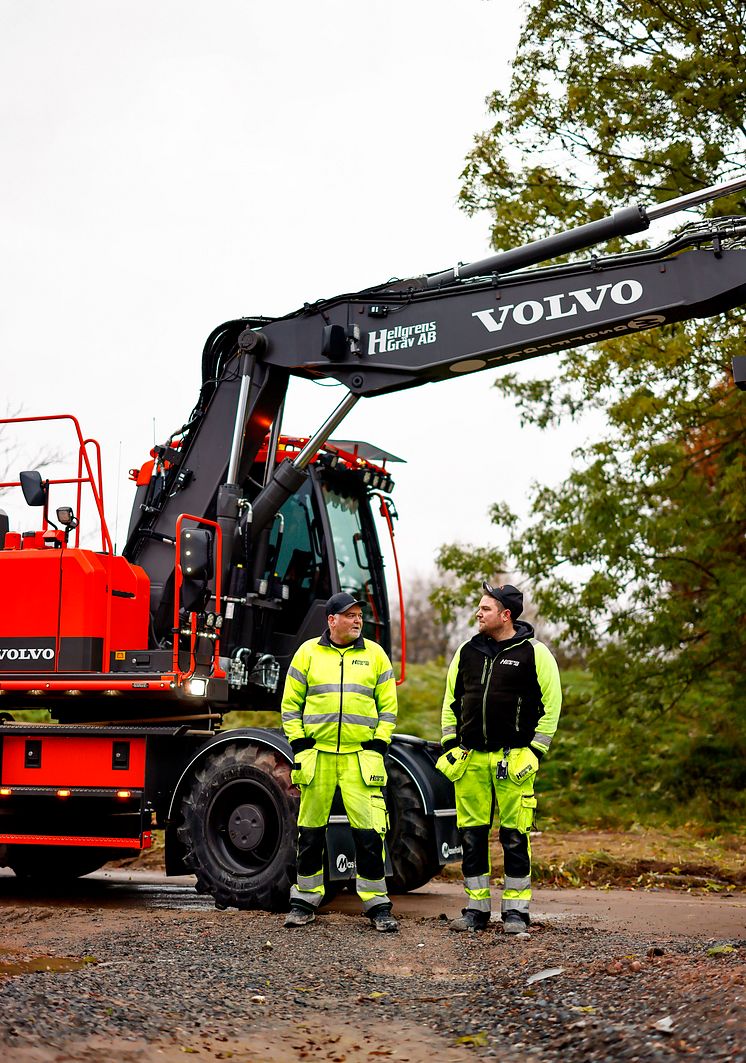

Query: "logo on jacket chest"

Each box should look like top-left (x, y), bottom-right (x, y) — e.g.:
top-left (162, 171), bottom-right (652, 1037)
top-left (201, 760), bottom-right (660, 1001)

top-left (499, 658), bottom-right (520, 667)
top-left (351, 659), bottom-right (370, 666)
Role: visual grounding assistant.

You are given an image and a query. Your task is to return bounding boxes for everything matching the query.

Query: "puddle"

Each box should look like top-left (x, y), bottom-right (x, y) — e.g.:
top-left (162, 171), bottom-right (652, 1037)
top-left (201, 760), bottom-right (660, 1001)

top-left (0, 951), bottom-right (96, 976)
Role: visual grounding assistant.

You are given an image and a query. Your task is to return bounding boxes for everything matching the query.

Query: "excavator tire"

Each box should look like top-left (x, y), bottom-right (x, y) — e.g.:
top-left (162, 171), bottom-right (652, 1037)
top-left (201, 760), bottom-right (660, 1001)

top-left (178, 741), bottom-right (298, 911)
top-left (6, 845), bottom-right (110, 881)
top-left (386, 758), bottom-right (440, 894)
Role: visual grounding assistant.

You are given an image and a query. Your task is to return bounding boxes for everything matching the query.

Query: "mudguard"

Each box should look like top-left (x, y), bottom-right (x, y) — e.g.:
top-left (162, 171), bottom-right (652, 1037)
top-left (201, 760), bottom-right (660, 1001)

top-left (387, 733), bottom-right (461, 869)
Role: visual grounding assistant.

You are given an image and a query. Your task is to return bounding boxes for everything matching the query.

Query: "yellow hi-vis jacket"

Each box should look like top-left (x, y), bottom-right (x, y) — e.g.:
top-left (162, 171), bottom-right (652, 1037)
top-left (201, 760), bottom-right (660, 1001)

top-left (281, 631), bottom-right (398, 753)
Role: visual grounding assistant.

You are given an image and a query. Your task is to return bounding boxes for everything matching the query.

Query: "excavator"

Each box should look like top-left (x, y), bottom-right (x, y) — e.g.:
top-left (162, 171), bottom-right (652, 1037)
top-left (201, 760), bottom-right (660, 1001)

top-left (1, 175), bottom-right (745, 910)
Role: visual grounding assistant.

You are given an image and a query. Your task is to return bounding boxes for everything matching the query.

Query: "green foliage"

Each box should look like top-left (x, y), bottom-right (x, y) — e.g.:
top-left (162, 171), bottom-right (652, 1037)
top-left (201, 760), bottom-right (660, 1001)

top-left (460, 0), bottom-right (746, 245)
top-left (429, 543), bottom-right (506, 624)
top-left (445, 0), bottom-right (746, 720)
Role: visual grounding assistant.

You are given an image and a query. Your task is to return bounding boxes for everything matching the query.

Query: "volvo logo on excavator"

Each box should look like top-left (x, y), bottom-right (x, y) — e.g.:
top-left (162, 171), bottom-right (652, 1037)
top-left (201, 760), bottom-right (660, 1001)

top-left (472, 278), bottom-right (644, 333)
top-left (0, 648), bottom-right (54, 660)
top-left (0, 643), bottom-right (56, 667)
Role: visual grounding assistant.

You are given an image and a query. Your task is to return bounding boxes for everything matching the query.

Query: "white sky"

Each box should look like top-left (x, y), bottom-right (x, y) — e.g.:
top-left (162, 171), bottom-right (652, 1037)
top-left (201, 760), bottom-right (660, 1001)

top-left (0, 0), bottom-right (599, 588)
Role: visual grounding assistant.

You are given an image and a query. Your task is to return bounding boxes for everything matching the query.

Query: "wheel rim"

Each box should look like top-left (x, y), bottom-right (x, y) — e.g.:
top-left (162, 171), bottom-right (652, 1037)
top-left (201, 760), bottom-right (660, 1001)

top-left (205, 778), bottom-right (284, 876)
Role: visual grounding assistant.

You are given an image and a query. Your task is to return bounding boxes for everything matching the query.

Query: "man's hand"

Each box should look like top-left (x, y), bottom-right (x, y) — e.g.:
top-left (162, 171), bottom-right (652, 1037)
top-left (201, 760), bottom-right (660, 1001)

top-left (361, 738), bottom-right (388, 755)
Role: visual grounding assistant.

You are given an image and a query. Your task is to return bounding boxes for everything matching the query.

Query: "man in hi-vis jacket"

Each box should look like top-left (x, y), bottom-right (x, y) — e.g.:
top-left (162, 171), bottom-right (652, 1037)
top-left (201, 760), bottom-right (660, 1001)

top-left (281, 592), bottom-right (399, 932)
top-left (438, 582), bottom-right (561, 936)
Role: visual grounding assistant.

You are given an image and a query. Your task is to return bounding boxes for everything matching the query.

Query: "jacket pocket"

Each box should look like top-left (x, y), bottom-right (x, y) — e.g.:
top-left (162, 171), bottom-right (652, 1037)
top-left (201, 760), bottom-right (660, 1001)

top-left (357, 749), bottom-right (387, 788)
top-left (507, 746), bottom-right (539, 786)
top-left (291, 747), bottom-right (318, 787)
top-left (435, 747), bottom-right (472, 782)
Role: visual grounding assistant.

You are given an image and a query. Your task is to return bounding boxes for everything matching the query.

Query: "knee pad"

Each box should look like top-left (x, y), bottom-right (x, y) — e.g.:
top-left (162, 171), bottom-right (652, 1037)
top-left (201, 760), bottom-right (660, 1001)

top-left (297, 826), bottom-right (326, 874)
top-left (460, 825), bottom-right (490, 877)
top-left (499, 826), bottom-right (530, 877)
top-left (351, 827), bottom-right (385, 880)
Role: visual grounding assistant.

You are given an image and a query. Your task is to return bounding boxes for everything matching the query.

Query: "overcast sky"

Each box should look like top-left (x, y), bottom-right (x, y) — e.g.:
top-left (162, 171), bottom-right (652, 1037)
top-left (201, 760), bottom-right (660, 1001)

top-left (0, 0), bottom-right (600, 590)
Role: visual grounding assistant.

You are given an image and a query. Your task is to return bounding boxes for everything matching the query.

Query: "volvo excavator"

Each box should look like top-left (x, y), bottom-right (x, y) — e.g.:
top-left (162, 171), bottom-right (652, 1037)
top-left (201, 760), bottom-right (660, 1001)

top-left (0, 175), bottom-right (745, 910)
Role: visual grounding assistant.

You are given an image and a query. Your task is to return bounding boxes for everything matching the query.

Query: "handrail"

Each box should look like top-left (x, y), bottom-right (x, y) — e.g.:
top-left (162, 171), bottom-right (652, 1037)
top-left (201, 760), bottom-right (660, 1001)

top-left (375, 494), bottom-right (406, 685)
top-left (0, 414), bottom-right (113, 553)
top-left (172, 514), bottom-right (226, 684)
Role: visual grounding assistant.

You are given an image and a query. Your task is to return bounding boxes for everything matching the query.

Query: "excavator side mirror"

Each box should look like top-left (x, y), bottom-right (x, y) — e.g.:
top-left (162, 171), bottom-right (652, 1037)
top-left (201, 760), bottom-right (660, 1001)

top-left (20, 471), bottom-right (48, 507)
top-left (179, 528), bottom-right (214, 612)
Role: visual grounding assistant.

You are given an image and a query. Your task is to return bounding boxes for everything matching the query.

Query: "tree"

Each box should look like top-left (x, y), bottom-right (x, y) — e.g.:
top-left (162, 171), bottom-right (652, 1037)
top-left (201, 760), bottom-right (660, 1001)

top-left (439, 0), bottom-right (746, 720)
top-left (389, 571), bottom-right (475, 664)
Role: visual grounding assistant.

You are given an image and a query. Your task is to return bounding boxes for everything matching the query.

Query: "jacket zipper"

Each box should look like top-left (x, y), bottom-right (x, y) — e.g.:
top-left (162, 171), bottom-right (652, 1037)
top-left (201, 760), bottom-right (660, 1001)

top-left (515, 695), bottom-right (522, 734)
top-left (336, 651), bottom-right (347, 752)
top-left (482, 658), bottom-right (494, 745)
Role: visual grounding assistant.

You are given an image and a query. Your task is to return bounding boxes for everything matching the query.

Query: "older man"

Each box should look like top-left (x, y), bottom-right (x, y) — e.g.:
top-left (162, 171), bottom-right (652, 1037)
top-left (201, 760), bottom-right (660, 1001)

top-left (281, 591), bottom-right (399, 932)
top-left (439, 582), bottom-right (561, 936)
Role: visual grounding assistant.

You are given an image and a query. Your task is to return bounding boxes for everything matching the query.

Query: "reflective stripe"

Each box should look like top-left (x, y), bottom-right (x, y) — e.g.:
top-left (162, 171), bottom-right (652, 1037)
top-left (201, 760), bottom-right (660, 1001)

top-left (376, 669), bottom-right (395, 685)
top-left (378, 712), bottom-right (397, 724)
top-left (302, 711), bottom-right (376, 727)
top-left (290, 886), bottom-right (323, 907)
top-left (344, 684), bottom-right (376, 699)
top-left (501, 898), bottom-right (530, 913)
top-left (356, 876), bottom-right (387, 893)
top-left (297, 873), bottom-right (324, 889)
top-left (281, 710), bottom-right (302, 723)
top-left (362, 894), bottom-right (391, 912)
top-left (465, 874), bottom-right (490, 891)
top-left (306, 683), bottom-right (376, 699)
top-left (302, 713), bottom-right (342, 725)
top-left (504, 875), bottom-right (531, 892)
top-left (287, 665), bottom-right (308, 686)
top-left (465, 898), bottom-right (491, 913)
top-left (442, 726), bottom-right (457, 736)
top-left (532, 733), bottom-right (552, 750)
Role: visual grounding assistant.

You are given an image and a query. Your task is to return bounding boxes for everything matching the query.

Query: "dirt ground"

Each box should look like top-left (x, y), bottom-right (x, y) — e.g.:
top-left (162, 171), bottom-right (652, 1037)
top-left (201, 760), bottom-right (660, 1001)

top-left (121, 825), bottom-right (746, 891)
top-left (0, 830), bottom-right (744, 1063)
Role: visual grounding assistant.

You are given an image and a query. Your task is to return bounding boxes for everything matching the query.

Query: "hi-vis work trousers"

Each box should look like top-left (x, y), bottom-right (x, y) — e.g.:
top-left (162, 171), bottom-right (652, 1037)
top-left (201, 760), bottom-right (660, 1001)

top-left (454, 749), bottom-right (537, 919)
top-left (290, 749), bottom-right (391, 913)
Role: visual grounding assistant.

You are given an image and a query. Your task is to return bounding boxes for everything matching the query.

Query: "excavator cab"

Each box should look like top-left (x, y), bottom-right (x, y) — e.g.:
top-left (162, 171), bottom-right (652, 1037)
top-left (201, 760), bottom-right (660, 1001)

top-left (243, 436), bottom-right (401, 702)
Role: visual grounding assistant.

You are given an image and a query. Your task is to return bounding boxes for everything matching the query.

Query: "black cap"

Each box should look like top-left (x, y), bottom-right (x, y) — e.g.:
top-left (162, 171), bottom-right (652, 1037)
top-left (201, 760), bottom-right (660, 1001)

top-left (325, 592), bottom-right (364, 616)
top-left (482, 581), bottom-right (523, 619)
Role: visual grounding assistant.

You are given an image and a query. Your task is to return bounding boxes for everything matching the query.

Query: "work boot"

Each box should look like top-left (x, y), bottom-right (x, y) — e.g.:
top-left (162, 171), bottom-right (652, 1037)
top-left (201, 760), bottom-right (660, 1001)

top-left (369, 906), bottom-right (400, 933)
top-left (500, 910), bottom-right (530, 936)
top-left (284, 905), bottom-right (316, 928)
top-left (449, 908), bottom-right (490, 932)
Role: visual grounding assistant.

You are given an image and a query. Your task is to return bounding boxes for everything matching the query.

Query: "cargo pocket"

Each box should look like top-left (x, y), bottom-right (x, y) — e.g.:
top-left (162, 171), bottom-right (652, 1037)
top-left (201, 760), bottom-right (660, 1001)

top-left (507, 746), bottom-right (539, 786)
top-left (357, 749), bottom-right (387, 788)
top-left (435, 747), bottom-right (472, 782)
top-left (371, 792), bottom-right (389, 835)
top-left (518, 793), bottom-right (537, 833)
top-left (291, 747), bottom-right (318, 787)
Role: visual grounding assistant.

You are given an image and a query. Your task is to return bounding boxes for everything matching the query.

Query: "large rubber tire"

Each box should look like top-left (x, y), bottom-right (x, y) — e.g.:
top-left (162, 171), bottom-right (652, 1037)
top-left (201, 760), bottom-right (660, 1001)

top-left (386, 759), bottom-right (440, 894)
top-left (178, 742), bottom-right (299, 911)
top-left (6, 846), bottom-right (110, 881)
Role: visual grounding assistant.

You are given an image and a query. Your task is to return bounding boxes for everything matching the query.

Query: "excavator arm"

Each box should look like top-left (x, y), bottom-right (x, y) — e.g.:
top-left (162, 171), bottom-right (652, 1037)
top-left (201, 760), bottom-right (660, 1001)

top-left (254, 218), bottom-right (746, 398)
top-left (124, 175), bottom-right (746, 614)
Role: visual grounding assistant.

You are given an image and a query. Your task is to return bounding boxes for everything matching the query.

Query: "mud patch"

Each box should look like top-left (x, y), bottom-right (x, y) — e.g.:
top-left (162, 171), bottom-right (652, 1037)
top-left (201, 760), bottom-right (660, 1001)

top-left (2, 1019), bottom-right (484, 1063)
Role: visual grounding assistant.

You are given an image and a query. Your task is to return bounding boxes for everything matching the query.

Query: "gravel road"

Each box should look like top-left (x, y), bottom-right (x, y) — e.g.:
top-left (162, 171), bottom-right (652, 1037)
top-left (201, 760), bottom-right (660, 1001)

top-left (0, 875), bottom-right (743, 1062)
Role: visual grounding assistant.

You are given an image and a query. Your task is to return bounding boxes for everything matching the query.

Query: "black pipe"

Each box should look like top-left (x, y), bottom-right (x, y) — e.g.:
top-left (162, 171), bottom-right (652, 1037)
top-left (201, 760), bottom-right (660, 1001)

top-left (426, 205), bottom-right (649, 287)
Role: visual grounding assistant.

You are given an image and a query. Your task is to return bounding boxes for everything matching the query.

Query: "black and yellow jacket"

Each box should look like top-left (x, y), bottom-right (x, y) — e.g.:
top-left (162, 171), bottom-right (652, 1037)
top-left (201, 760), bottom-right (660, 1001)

top-left (440, 621), bottom-right (561, 757)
